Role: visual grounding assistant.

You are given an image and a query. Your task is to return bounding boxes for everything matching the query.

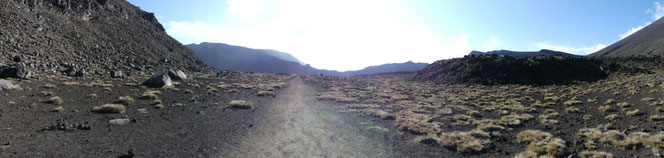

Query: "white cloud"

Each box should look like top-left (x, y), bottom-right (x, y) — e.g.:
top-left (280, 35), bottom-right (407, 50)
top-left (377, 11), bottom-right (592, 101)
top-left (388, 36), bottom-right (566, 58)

top-left (166, 0), bottom-right (474, 71)
top-left (621, 2), bottom-right (664, 39)
top-left (653, 2), bottom-right (664, 20)
top-left (226, 0), bottom-right (266, 20)
top-left (479, 36), bottom-right (499, 51)
top-left (533, 43), bottom-right (607, 55)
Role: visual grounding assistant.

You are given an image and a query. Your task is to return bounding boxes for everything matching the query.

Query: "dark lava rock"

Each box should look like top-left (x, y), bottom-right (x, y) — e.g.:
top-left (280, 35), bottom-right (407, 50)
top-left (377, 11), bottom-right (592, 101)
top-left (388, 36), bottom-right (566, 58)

top-left (0, 64), bottom-right (31, 79)
top-left (414, 55), bottom-right (610, 85)
top-left (65, 68), bottom-right (86, 77)
top-left (167, 69), bottom-right (187, 80)
top-left (111, 70), bottom-right (123, 78)
top-left (0, 79), bottom-right (19, 90)
top-left (141, 74), bottom-right (173, 88)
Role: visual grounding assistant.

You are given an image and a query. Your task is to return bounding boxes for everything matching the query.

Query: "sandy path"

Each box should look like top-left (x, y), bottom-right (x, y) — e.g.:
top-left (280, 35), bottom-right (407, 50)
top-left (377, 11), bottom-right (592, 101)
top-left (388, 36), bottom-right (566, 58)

top-left (225, 77), bottom-right (396, 158)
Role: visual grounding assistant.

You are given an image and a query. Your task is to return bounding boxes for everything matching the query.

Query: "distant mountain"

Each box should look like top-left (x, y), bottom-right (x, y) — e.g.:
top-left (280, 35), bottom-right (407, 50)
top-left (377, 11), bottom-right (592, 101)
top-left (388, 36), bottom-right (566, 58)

top-left (469, 49), bottom-right (576, 57)
top-left (342, 61), bottom-right (428, 76)
top-left (186, 42), bottom-right (428, 76)
top-left (261, 50), bottom-right (305, 65)
top-left (590, 17), bottom-right (664, 57)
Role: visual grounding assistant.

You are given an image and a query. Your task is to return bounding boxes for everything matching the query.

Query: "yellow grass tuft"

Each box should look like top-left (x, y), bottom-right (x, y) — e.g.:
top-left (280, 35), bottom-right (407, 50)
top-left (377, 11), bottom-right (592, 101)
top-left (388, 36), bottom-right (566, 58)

top-left (257, 91), bottom-right (276, 97)
top-left (117, 96), bottom-right (135, 105)
top-left (228, 100), bottom-right (254, 109)
top-left (46, 96), bottom-right (64, 105)
top-left (91, 104), bottom-right (126, 114)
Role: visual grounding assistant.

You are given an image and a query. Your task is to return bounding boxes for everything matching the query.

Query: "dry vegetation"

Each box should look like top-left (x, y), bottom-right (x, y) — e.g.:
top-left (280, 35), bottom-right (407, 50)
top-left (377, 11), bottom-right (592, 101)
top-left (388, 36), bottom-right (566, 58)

top-left (302, 72), bottom-right (664, 157)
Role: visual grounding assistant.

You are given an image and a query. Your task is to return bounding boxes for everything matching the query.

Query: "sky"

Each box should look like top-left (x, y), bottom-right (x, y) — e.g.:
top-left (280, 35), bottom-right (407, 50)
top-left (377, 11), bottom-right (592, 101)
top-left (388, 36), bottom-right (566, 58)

top-left (128, 0), bottom-right (664, 71)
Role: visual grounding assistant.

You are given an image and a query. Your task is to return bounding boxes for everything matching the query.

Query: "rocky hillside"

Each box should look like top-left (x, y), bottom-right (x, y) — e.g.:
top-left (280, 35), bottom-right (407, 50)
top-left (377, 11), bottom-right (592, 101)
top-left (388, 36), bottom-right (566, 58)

top-left (187, 42), bottom-right (428, 76)
top-left (0, 0), bottom-right (209, 78)
top-left (469, 49), bottom-right (576, 57)
top-left (590, 17), bottom-right (664, 57)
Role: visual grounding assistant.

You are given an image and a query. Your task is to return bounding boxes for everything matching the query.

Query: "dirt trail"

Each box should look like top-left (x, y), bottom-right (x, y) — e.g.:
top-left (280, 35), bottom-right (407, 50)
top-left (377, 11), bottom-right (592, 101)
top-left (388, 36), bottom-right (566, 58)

top-left (225, 77), bottom-right (397, 157)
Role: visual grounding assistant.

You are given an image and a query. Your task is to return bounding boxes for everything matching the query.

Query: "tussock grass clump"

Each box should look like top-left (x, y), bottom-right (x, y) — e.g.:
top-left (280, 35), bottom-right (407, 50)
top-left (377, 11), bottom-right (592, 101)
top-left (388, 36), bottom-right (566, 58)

top-left (605, 99), bottom-right (616, 104)
top-left (563, 98), bottom-right (583, 106)
top-left (516, 130), bottom-right (566, 157)
top-left (657, 107), bottom-right (664, 113)
top-left (207, 87), bottom-right (219, 94)
top-left (616, 102), bottom-right (630, 108)
top-left (183, 89), bottom-right (193, 94)
top-left (228, 100), bottom-right (254, 109)
top-left (86, 93), bottom-right (97, 98)
top-left (649, 115), bottom-right (664, 121)
top-left (578, 128), bottom-right (652, 150)
top-left (91, 104), bottom-right (126, 114)
top-left (587, 98), bottom-right (598, 103)
top-left (257, 91), bottom-right (276, 97)
top-left (396, 115), bottom-right (441, 135)
top-left (46, 96), bottom-right (64, 105)
top-left (598, 105), bottom-right (613, 113)
top-left (544, 96), bottom-right (561, 102)
top-left (605, 114), bottom-right (619, 120)
top-left (51, 106), bottom-right (64, 112)
top-left (153, 100), bottom-right (163, 105)
top-left (154, 104), bottom-right (164, 109)
top-left (439, 129), bottom-right (490, 153)
top-left (62, 82), bottom-right (79, 86)
top-left (140, 90), bottom-right (161, 99)
top-left (538, 109), bottom-right (559, 125)
top-left (40, 91), bottom-right (53, 96)
top-left (565, 107), bottom-right (580, 113)
top-left (44, 84), bottom-right (56, 89)
top-left (579, 151), bottom-right (613, 158)
top-left (497, 113), bottom-right (533, 127)
top-left (626, 109), bottom-right (643, 116)
top-left (642, 97), bottom-right (656, 102)
top-left (117, 96), bottom-right (134, 105)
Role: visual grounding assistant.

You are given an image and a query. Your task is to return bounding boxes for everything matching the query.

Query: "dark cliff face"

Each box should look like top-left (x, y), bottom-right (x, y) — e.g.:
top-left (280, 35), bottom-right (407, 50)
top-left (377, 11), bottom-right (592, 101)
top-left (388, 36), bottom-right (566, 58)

top-left (0, 0), bottom-right (210, 76)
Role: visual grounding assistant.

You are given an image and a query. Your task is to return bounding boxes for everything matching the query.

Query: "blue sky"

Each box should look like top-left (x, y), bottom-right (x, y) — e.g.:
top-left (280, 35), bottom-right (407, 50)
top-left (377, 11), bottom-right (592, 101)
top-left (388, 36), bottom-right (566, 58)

top-left (128, 0), bottom-right (664, 71)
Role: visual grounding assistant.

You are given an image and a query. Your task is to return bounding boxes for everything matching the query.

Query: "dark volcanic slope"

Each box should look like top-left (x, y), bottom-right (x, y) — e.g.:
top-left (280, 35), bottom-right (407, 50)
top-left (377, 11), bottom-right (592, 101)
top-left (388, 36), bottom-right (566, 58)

top-left (187, 42), bottom-right (325, 74)
top-left (469, 49), bottom-right (576, 57)
top-left (187, 42), bottom-right (428, 76)
top-left (590, 17), bottom-right (664, 57)
top-left (414, 55), bottom-right (608, 85)
top-left (0, 0), bottom-right (209, 76)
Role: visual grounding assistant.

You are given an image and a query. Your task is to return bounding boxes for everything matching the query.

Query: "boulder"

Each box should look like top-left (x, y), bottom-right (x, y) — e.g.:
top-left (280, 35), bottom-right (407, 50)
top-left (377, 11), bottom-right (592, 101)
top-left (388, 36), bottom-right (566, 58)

top-left (141, 74), bottom-right (173, 88)
top-left (0, 65), bottom-right (31, 79)
top-left (167, 69), bottom-right (187, 80)
top-left (0, 79), bottom-right (19, 90)
top-left (111, 70), bottom-right (123, 78)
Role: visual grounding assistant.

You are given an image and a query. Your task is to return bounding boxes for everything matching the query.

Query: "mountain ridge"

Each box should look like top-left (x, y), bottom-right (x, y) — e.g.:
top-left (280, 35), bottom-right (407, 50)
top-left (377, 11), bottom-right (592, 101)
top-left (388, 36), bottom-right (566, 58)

top-left (186, 42), bottom-right (428, 76)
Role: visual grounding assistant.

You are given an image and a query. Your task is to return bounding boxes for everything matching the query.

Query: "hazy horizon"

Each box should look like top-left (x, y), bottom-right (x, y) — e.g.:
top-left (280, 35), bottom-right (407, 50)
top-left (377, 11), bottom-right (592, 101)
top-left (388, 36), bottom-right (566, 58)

top-left (129, 0), bottom-right (664, 71)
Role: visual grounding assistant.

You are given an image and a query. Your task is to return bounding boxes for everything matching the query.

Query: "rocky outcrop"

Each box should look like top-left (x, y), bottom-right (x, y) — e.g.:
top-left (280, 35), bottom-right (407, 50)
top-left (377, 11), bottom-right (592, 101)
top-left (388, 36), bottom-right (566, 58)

top-left (0, 64), bottom-right (31, 79)
top-left (168, 69), bottom-right (187, 80)
top-left (0, 0), bottom-right (210, 77)
top-left (414, 55), bottom-right (609, 85)
top-left (142, 74), bottom-right (173, 88)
